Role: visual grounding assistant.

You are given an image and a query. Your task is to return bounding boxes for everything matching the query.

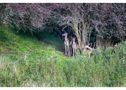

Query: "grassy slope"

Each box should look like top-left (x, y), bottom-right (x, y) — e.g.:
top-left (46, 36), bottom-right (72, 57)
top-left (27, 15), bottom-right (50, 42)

top-left (0, 25), bottom-right (126, 87)
top-left (0, 26), bottom-right (67, 61)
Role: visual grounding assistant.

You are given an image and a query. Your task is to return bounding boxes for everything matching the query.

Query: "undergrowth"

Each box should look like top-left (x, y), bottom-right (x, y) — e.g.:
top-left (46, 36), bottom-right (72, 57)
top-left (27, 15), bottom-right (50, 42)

top-left (0, 25), bottom-right (126, 87)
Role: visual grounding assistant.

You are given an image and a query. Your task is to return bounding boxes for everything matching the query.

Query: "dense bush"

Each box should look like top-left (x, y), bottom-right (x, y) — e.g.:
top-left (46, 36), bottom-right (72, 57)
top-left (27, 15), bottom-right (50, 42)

top-left (2, 3), bottom-right (126, 48)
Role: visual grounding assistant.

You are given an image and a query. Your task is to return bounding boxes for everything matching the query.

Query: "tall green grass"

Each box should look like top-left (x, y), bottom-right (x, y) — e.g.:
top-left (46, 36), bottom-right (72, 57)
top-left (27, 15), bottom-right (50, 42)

top-left (0, 25), bottom-right (126, 86)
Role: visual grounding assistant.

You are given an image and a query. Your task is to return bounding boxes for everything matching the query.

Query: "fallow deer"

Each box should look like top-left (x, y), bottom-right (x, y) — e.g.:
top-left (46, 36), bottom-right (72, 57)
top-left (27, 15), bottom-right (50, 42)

top-left (71, 37), bottom-right (77, 56)
top-left (84, 45), bottom-right (93, 57)
top-left (62, 32), bottom-right (70, 56)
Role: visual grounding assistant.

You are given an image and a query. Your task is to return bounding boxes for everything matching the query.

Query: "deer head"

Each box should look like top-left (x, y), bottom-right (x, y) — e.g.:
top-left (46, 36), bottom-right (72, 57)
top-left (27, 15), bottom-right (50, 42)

top-left (62, 32), bottom-right (68, 38)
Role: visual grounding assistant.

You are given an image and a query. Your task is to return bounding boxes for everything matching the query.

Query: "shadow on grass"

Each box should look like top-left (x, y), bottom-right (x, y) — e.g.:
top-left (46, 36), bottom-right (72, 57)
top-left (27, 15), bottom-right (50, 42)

top-left (35, 31), bottom-right (64, 52)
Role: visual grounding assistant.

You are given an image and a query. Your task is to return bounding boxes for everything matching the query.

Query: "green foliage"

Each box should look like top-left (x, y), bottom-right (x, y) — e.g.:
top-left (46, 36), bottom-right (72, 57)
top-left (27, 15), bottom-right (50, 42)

top-left (0, 25), bottom-right (126, 86)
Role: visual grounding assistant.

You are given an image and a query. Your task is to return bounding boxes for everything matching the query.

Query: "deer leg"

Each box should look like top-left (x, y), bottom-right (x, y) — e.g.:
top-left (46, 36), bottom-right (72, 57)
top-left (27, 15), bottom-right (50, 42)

top-left (75, 48), bottom-right (77, 56)
top-left (65, 45), bottom-right (68, 56)
top-left (67, 46), bottom-right (70, 56)
top-left (69, 47), bottom-right (71, 56)
top-left (66, 46), bottom-right (68, 56)
top-left (73, 48), bottom-right (75, 56)
top-left (88, 53), bottom-right (90, 58)
top-left (64, 45), bottom-right (67, 55)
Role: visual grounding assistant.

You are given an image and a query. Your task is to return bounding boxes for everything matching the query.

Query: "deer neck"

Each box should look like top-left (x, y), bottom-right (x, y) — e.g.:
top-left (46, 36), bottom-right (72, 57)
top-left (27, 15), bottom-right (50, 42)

top-left (64, 36), bottom-right (69, 46)
top-left (64, 36), bottom-right (68, 41)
